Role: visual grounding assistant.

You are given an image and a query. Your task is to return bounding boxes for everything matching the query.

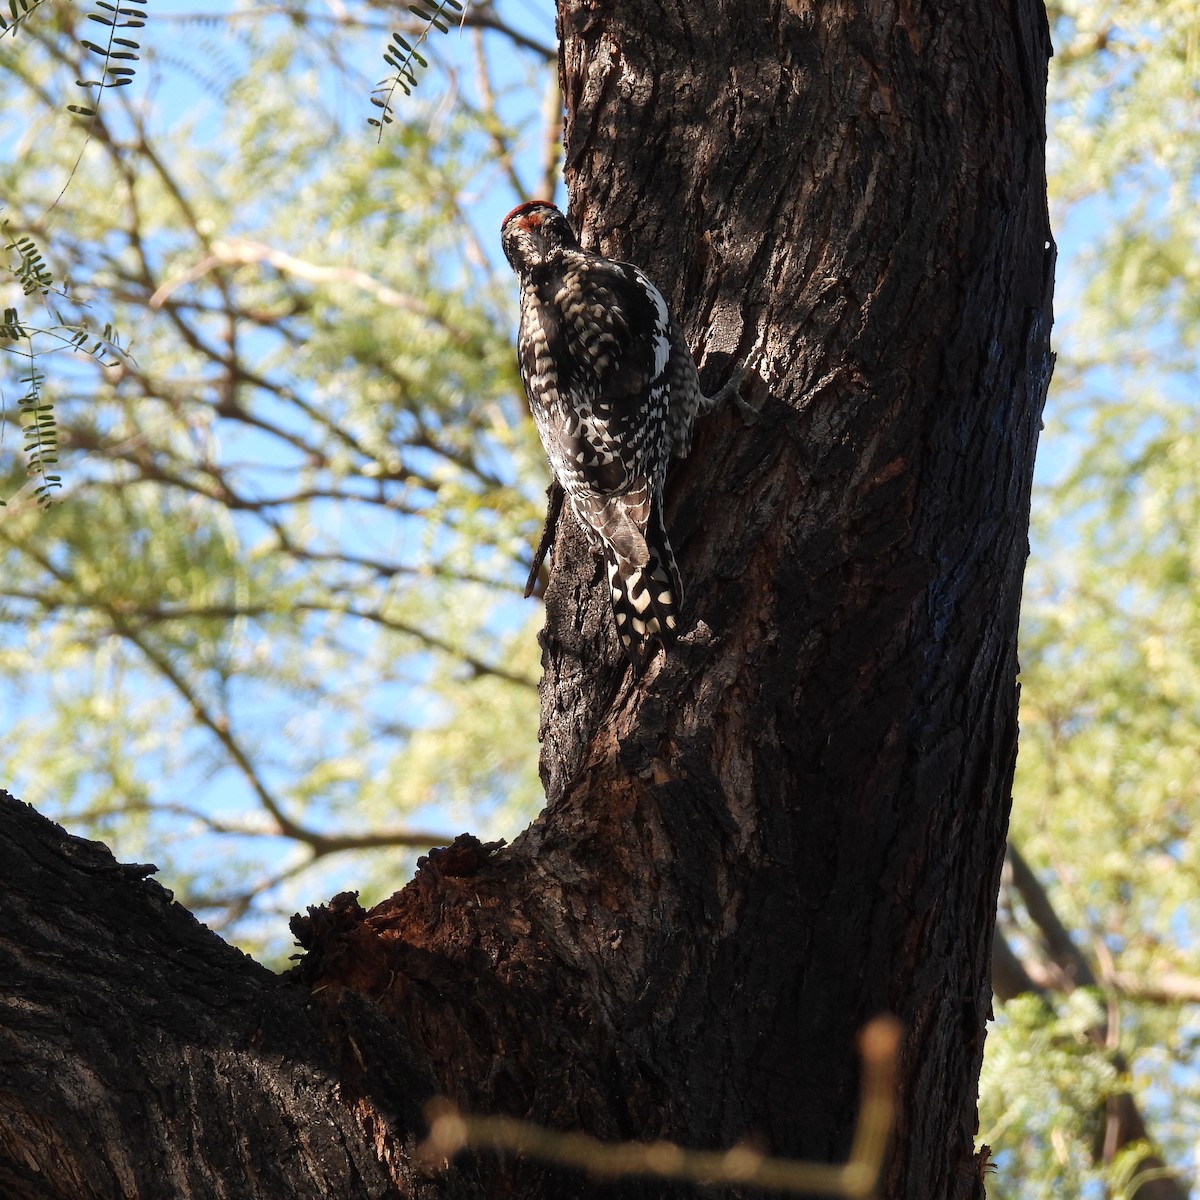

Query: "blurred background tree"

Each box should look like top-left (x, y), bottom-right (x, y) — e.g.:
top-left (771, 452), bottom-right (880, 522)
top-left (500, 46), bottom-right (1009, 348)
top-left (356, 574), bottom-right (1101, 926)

top-left (983, 2), bottom-right (1200, 1196)
top-left (0, 0), bottom-right (1196, 1195)
top-left (0, 0), bottom-right (558, 949)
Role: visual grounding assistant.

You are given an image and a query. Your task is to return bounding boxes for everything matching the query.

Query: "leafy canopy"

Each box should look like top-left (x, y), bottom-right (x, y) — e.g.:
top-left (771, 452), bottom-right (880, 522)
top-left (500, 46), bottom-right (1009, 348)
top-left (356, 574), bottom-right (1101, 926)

top-left (0, 0), bottom-right (555, 954)
top-left (982, 2), bottom-right (1200, 1194)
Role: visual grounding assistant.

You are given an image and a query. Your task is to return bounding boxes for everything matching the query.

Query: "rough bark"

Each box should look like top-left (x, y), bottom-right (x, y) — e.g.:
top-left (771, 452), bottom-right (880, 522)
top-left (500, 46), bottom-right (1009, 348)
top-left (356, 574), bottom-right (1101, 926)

top-left (0, 2), bottom-right (1054, 1198)
top-left (0, 792), bottom-right (477, 1199)
top-left (527, 0), bottom-right (1052, 1194)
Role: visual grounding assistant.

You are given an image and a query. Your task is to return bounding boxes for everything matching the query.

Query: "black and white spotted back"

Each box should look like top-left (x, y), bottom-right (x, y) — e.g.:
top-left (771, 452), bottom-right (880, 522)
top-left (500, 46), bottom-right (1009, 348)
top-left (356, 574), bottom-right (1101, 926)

top-left (501, 201), bottom-right (717, 670)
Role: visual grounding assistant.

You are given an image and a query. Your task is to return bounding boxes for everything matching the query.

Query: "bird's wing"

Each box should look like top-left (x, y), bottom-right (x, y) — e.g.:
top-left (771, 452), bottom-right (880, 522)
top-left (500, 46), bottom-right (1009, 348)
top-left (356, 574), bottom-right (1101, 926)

top-left (521, 256), bottom-right (672, 500)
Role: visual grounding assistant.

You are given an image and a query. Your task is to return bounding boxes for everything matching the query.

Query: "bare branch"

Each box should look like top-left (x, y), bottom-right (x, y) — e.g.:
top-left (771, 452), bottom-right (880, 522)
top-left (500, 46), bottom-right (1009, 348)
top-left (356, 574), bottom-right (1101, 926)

top-left (1006, 844), bottom-right (1099, 990)
top-left (991, 928), bottom-right (1044, 1003)
top-left (470, 29), bottom-right (526, 200)
top-left (148, 238), bottom-right (466, 337)
top-left (538, 72), bottom-right (563, 202)
top-left (1106, 972), bottom-right (1200, 1005)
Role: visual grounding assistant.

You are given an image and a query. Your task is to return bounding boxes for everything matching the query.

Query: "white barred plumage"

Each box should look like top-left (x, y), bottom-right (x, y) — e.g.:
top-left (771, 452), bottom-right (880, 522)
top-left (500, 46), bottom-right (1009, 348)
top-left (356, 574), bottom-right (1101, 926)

top-left (501, 200), bottom-right (738, 671)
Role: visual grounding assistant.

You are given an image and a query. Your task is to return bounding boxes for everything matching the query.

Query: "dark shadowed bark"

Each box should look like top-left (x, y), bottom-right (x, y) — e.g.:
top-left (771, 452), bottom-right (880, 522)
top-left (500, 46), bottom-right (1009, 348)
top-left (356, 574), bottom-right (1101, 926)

top-left (0, 2), bottom-right (1054, 1198)
top-left (0, 793), bottom-right (474, 1200)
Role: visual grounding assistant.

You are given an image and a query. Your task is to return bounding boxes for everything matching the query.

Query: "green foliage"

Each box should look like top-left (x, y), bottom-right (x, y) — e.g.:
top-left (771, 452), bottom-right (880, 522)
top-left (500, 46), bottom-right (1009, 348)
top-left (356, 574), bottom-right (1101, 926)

top-left (14, 347), bottom-right (59, 506)
top-left (0, 0), bottom-right (47, 38)
top-left (371, 0), bottom-right (465, 134)
top-left (7, 229), bottom-right (53, 295)
top-left (0, 2), bottom-right (553, 956)
top-left (981, 992), bottom-right (1119, 1196)
top-left (981, 1), bottom-right (1200, 1194)
top-left (2, 225), bottom-right (131, 505)
top-left (0, 306), bottom-right (25, 338)
top-left (72, 0), bottom-right (146, 118)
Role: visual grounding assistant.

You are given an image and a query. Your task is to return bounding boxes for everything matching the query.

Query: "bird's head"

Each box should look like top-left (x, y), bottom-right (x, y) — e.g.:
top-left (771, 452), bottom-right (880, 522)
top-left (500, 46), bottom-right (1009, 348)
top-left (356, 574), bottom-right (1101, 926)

top-left (500, 201), bottom-right (578, 273)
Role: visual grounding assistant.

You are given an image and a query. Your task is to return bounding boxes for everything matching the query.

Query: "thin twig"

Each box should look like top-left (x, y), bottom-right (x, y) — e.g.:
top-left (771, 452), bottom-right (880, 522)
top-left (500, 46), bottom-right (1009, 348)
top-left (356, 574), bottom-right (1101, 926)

top-left (470, 29), bottom-right (526, 199)
top-left (418, 1016), bottom-right (901, 1197)
top-left (538, 71), bottom-right (562, 201)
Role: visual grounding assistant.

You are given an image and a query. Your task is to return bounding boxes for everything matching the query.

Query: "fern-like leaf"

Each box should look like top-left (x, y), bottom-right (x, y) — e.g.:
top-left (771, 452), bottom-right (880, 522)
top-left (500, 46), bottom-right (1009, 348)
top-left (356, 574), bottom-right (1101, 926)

top-left (73, 0), bottom-right (148, 118)
top-left (2, 232), bottom-right (133, 506)
top-left (5, 229), bottom-right (54, 296)
top-left (369, 0), bottom-right (464, 136)
top-left (1, 307), bottom-right (28, 340)
top-left (0, 0), bottom-right (48, 38)
top-left (14, 343), bottom-right (61, 507)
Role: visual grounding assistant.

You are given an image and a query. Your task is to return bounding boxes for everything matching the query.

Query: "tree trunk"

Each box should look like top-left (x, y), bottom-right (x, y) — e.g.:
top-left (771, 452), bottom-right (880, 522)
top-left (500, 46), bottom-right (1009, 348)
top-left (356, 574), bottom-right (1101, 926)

top-left (0, 1), bottom-right (1053, 1198)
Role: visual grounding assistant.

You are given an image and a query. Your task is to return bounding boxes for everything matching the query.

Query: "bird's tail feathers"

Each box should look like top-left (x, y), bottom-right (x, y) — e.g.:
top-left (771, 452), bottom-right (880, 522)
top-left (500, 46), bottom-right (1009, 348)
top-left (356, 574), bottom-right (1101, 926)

top-left (605, 504), bottom-right (682, 673)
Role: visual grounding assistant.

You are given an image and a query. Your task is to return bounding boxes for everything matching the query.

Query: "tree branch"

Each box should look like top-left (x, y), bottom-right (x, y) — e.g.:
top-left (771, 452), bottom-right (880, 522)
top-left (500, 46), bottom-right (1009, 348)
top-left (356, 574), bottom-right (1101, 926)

top-left (1006, 844), bottom-right (1099, 990)
top-left (995, 850), bottom-right (1188, 1200)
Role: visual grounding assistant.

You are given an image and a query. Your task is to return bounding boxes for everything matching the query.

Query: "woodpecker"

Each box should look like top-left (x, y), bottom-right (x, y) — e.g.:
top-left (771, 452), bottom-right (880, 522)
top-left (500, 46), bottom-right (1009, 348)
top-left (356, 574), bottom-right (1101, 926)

top-left (501, 200), bottom-right (744, 671)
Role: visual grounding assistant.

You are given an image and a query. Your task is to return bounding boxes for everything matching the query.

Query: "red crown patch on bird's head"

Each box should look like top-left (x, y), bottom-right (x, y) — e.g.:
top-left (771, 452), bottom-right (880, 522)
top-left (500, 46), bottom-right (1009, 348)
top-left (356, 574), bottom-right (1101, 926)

top-left (499, 202), bottom-right (578, 271)
top-left (501, 200), bottom-right (558, 230)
